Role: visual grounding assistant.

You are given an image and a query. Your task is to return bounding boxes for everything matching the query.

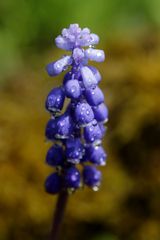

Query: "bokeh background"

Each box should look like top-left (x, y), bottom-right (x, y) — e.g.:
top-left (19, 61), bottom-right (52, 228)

top-left (0, 0), bottom-right (160, 240)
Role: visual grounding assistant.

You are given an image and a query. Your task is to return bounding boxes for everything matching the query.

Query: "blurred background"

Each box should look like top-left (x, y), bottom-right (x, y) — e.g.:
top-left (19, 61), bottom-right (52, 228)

top-left (0, 0), bottom-right (160, 239)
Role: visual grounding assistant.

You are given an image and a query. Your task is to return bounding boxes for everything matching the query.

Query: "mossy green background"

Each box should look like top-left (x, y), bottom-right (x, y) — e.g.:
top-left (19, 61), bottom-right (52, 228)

top-left (0, 0), bottom-right (160, 239)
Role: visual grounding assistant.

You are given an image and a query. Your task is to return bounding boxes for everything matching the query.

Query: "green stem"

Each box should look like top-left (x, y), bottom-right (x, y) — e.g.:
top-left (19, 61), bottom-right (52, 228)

top-left (50, 190), bottom-right (69, 240)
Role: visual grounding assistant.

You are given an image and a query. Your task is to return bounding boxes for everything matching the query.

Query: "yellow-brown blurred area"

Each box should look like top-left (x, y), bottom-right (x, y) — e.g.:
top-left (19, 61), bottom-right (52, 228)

top-left (0, 0), bottom-right (160, 239)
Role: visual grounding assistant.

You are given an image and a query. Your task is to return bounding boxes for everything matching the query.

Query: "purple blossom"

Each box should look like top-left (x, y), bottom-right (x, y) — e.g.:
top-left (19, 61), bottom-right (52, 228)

top-left (45, 24), bottom-right (108, 194)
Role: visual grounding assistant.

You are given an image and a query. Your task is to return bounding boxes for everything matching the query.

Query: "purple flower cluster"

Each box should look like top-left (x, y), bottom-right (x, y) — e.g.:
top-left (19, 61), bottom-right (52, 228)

top-left (45, 24), bottom-right (108, 194)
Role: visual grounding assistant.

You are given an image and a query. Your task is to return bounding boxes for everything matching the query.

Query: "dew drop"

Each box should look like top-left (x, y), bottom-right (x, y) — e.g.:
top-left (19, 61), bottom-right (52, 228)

top-left (55, 134), bottom-right (68, 139)
top-left (71, 86), bottom-right (76, 93)
top-left (101, 161), bottom-right (106, 166)
top-left (60, 122), bottom-right (64, 127)
top-left (56, 63), bottom-right (61, 70)
top-left (74, 151), bottom-right (79, 157)
top-left (92, 120), bottom-right (97, 127)
top-left (89, 127), bottom-right (93, 132)
top-left (56, 97), bottom-right (60, 102)
top-left (103, 118), bottom-right (109, 123)
top-left (96, 52), bottom-right (102, 57)
top-left (92, 186), bottom-right (99, 191)
top-left (68, 158), bottom-right (79, 164)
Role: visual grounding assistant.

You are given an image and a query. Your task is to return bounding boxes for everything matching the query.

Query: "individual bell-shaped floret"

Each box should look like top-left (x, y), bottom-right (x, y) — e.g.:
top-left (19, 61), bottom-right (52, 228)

top-left (55, 113), bottom-right (74, 139)
top-left (45, 118), bottom-right (57, 140)
top-left (46, 144), bottom-right (64, 166)
top-left (64, 167), bottom-right (81, 189)
top-left (85, 48), bottom-right (105, 62)
top-left (86, 145), bottom-right (107, 165)
top-left (45, 87), bottom-right (65, 113)
top-left (76, 29), bottom-right (90, 47)
top-left (55, 35), bottom-right (74, 51)
top-left (83, 166), bottom-right (102, 189)
top-left (45, 173), bottom-right (62, 194)
top-left (72, 48), bottom-right (85, 64)
top-left (66, 138), bottom-right (84, 164)
top-left (92, 103), bottom-right (108, 122)
top-left (46, 56), bottom-right (72, 76)
top-left (88, 33), bottom-right (99, 45)
top-left (84, 119), bottom-right (103, 144)
top-left (76, 32), bottom-right (99, 47)
top-left (85, 86), bottom-right (104, 106)
top-left (64, 79), bottom-right (81, 99)
top-left (81, 66), bottom-right (97, 89)
top-left (67, 24), bottom-right (81, 36)
top-left (88, 66), bottom-right (101, 83)
top-left (75, 102), bottom-right (94, 126)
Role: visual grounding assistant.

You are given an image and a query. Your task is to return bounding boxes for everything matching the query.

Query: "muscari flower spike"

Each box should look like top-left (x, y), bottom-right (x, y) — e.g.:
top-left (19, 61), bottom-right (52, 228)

top-left (45, 24), bottom-right (108, 194)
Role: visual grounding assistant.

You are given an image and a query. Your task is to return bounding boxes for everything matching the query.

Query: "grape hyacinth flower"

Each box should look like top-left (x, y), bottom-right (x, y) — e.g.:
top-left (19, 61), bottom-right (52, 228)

top-left (44, 24), bottom-right (108, 239)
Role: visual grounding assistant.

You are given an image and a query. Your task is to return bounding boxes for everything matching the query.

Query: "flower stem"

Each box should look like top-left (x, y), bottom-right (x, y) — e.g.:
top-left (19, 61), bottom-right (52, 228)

top-left (50, 190), bottom-right (69, 240)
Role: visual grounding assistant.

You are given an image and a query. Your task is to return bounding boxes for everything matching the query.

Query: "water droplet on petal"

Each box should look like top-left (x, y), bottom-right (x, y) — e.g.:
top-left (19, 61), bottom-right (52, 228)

top-left (92, 186), bottom-right (99, 191)
top-left (92, 120), bottom-right (97, 127)
top-left (89, 127), bottom-right (93, 132)
top-left (101, 162), bottom-right (106, 166)
top-left (71, 86), bottom-right (76, 93)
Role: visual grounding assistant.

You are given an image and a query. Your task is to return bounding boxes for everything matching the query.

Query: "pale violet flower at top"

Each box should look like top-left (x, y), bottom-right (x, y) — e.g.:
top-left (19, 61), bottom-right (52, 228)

top-left (55, 24), bottom-right (99, 50)
top-left (46, 24), bottom-right (105, 77)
